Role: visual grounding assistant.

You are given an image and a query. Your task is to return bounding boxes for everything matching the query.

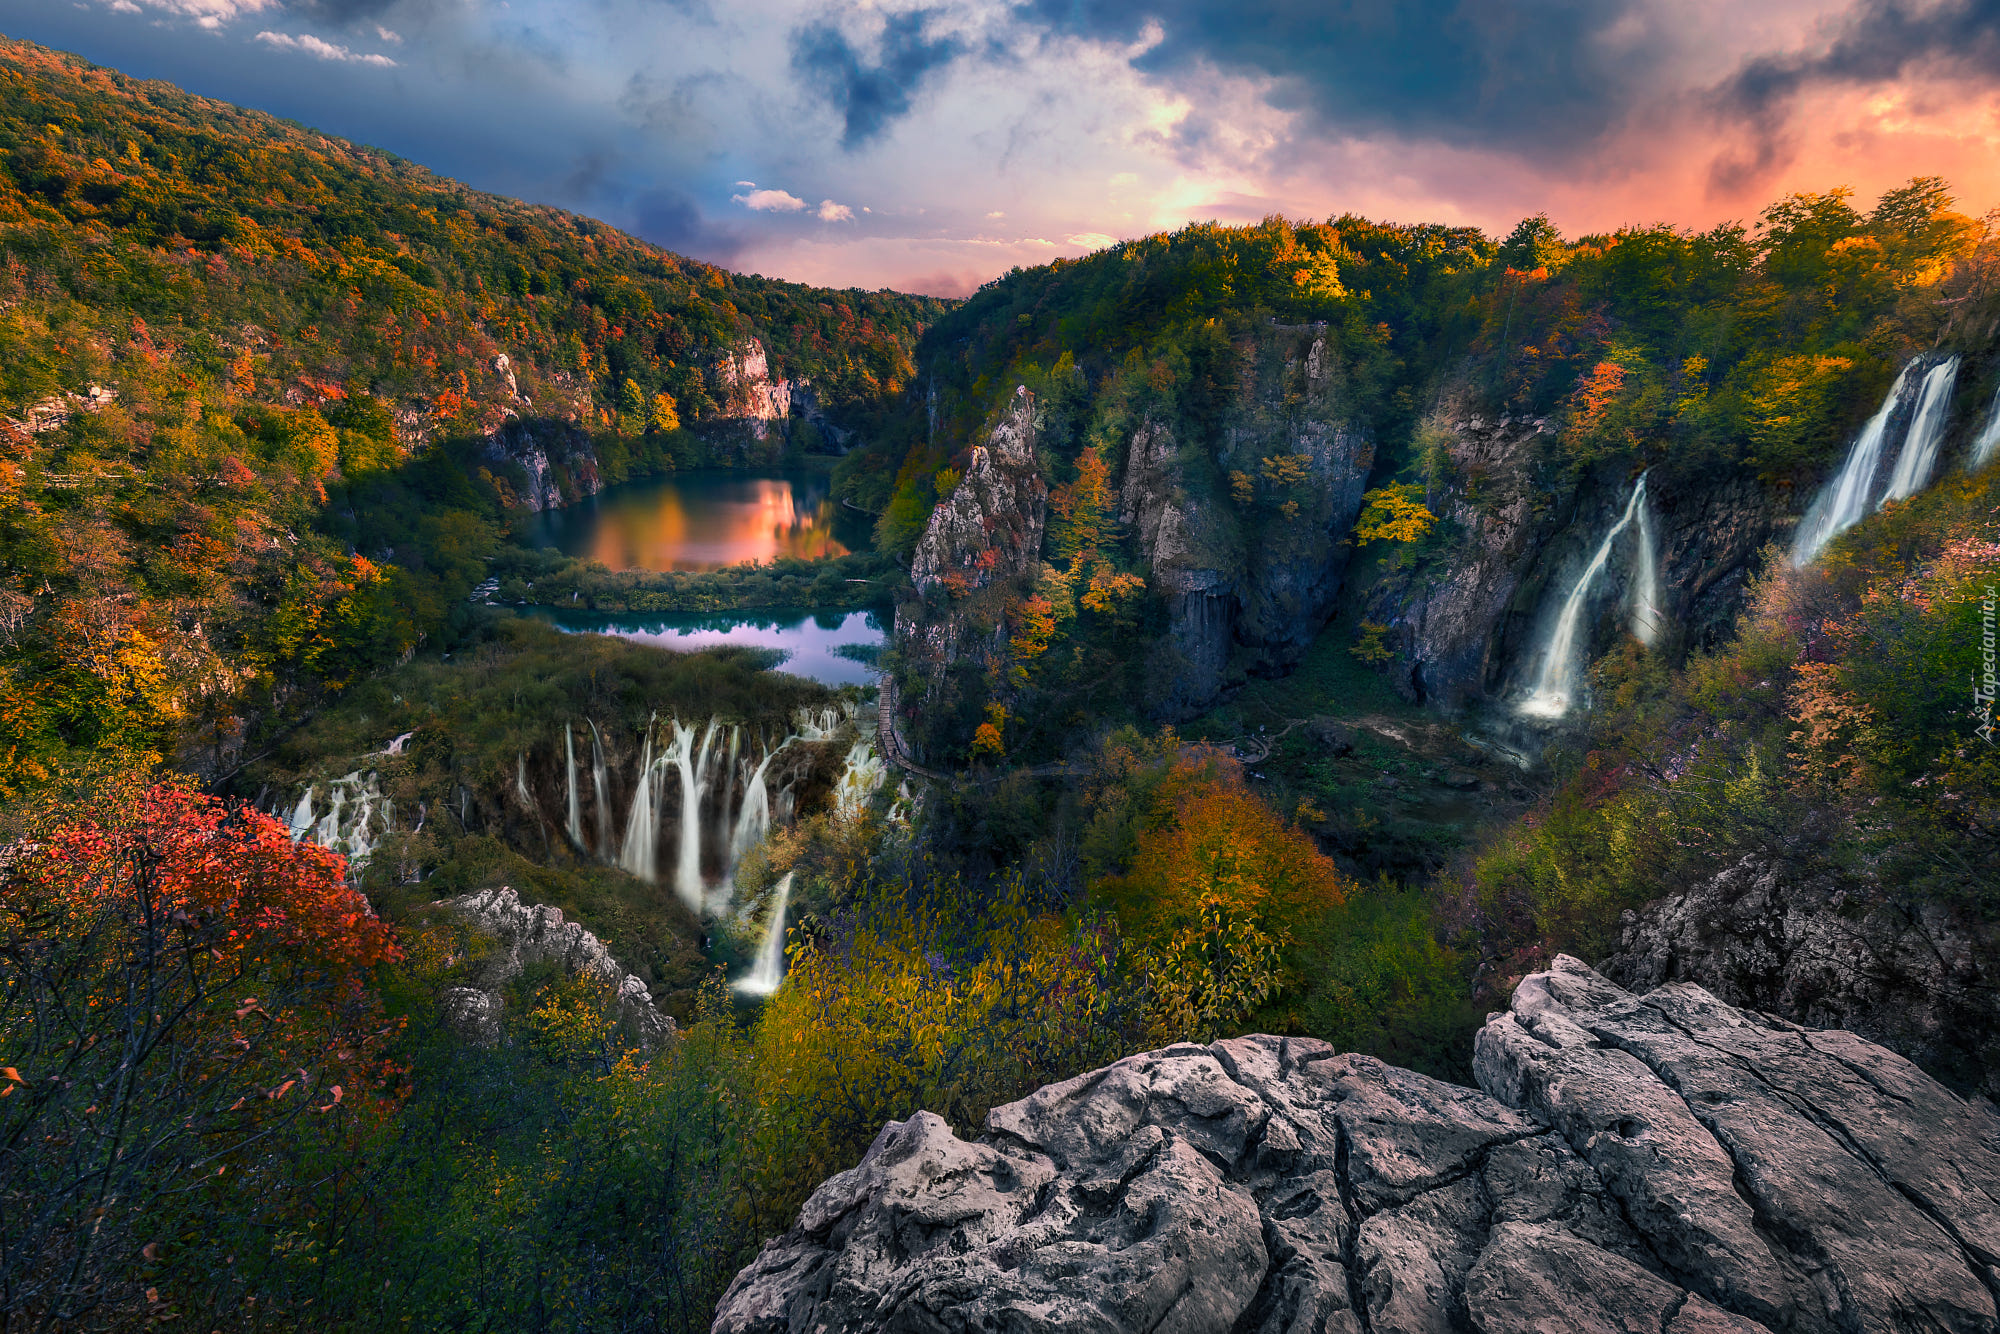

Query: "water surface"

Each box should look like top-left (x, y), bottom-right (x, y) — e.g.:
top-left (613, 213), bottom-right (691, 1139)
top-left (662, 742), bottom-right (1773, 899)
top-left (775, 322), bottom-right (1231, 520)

top-left (525, 471), bottom-right (858, 571)
top-left (527, 606), bottom-right (885, 688)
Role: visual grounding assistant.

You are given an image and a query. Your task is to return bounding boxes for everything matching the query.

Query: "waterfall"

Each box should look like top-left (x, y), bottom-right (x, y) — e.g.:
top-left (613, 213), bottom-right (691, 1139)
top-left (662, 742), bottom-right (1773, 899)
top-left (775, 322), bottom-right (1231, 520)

top-left (733, 749), bottom-right (776, 863)
top-left (833, 742), bottom-right (887, 820)
top-left (618, 723), bottom-right (658, 882)
top-left (515, 752), bottom-right (532, 808)
top-left (589, 720), bottom-right (611, 857)
top-left (1518, 473), bottom-right (1652, 720)
top-left (564, 724), bottom-right (584, 849)
top-left (1882, 356), bottom-right (1959, 503)
top-left (734, 873), bottom-right (794, 996)
top-left (669, 719), bottom-right (704, 912)
top-left (1972, 386), bottom-right (2000, 472)
top-left (287, 771), bottom-right (390, 872)
top-left (288, 787), bottom-right (315, 842)
top-left (1630, 481), bottom-right (1662, 647)
top-left (1792, 363), bottom-right (1919, 566)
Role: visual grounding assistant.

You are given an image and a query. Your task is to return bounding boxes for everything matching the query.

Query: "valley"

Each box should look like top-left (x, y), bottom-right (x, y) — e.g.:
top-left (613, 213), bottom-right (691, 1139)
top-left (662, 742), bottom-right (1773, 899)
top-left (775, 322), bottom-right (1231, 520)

top-left (0, 31), bottom-right (1995, 1334)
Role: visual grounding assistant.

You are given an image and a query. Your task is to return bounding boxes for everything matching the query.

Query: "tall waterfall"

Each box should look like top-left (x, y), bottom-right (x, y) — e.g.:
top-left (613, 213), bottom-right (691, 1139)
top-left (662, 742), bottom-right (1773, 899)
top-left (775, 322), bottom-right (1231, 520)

top-left (1518, 472), bottom-right (1653, 720)
top-left (668, 720), bottom-right (705, 913)
top-left (1882, 356), bottom-right (1959, 503)
top-left (619, 723), bottom-right (659, 882)
top-left (734, 873), bottom-right (794, 996)
top-left (589, 720), bottom-right (611, 856)
top-left (1974, 386), bottom-right (2000, 472)
top-left (1792, 363), bottom-right (1917, 565)
top-left (733, 749), bottom-right (778, 863)
top-left (564, 724), bottom-right (583, 849)
top-left (1630, 486), bottom-right (1662, 647)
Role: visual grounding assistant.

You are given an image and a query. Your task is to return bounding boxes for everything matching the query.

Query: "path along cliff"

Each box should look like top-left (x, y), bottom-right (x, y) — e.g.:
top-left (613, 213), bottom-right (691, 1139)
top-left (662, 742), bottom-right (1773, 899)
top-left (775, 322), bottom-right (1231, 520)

top-left (712, 955), bottom-right (2000, 1334)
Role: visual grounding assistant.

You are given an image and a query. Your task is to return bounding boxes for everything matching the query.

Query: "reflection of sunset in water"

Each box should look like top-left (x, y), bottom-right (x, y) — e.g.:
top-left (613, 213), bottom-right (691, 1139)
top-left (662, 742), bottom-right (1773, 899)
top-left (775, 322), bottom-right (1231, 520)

top-left (528, 473), bottom-right (853, 572)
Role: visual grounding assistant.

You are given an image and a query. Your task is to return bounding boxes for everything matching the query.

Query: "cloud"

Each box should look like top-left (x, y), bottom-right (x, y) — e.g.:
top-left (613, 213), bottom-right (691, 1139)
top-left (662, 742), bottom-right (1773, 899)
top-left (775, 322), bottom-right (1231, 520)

top-left (1711, 0), bottom-right (2000, 188)
top-left (254, 31), bottom-right (397, 66)
top-left (732, 186), bottom-right (808, 211)
top-left (1065, 231), bottom-right (1117, 248)
top-left (791, 7), bottom-right (964, 147)
top-left (1014, 0), bottom-right (1672, 162)
top-left (112, 0), bottom-right (277, 28)
top-left (816, 199), bottom-right (855, 221)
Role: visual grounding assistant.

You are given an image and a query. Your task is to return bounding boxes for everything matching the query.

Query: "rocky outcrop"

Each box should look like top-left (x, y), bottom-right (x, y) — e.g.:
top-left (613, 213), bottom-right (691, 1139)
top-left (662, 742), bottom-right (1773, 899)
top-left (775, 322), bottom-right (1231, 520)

top-left (896, 387), bottom-right (1049, 714)
top-left (1603, 855), bottom-right (1998, 1101)
top-left (717, 338), bottom-right (796, 443)
top-left (712, 957), bottom-right (2000, 1334)
top-left (440, 886), bottom-right (675, 1048)
top-left (1119, 328), bottom-right (1373, 717)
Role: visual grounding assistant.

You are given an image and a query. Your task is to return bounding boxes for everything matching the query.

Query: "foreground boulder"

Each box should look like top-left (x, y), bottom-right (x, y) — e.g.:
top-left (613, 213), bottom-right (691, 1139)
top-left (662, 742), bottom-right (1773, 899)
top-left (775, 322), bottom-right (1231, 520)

top-left (712, 957), bottom-right (2000, 1334)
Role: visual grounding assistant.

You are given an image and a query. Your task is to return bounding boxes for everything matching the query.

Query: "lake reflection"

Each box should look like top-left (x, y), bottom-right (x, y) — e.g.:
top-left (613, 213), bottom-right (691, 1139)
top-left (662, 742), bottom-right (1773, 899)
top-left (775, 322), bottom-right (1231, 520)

top-left (525, 471), bottom-right (852, 572)
top-left (526, 606), bottom-right (885, 688)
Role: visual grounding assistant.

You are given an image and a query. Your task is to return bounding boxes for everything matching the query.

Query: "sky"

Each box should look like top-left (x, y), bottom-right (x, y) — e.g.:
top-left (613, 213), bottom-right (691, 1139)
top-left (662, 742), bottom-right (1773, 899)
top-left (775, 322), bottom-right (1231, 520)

top-left (6, 0), bottom-right (2000, 296)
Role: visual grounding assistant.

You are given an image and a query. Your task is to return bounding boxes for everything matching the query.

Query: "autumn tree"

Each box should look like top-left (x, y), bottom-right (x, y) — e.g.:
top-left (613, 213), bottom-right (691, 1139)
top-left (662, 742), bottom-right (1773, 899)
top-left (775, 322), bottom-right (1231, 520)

top-left (0, 777), bottom-right (400, 1329)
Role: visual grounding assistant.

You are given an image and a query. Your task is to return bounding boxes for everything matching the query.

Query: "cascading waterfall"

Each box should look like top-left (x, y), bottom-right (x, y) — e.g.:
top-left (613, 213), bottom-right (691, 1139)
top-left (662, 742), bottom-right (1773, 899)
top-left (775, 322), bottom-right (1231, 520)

top-left (619, 722), bottom-right (659, 882)
top-left (834, 742), bottom-right (888, 820)
top-left (734, 873), bottom-right (794, 996)
top-left (1973, 386), bottom-right (2000, 472)
top-left (1882, 355), bottom-right (1959, 503)
top-left (1518, 472), bottom-right (1653, 720)
top-left (516, 753), bottom-right (532, 808)
top-left (564, 723), bottom-right (583, 849)
top-left (286, 771), bottom-right (393, 873)
top-left (1630, 485), bottom-right (1662, 647)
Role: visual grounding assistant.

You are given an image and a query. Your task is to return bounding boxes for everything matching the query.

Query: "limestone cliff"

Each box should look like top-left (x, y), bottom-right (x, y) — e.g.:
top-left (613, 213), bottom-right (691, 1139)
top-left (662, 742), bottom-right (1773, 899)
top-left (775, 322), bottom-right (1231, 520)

top-left (894, 387), bottom-right (1049, 722)
top-left (1119, 326), bottom-right (1373, 715)
top-left (712, 956), bottom-right (2000, 1334)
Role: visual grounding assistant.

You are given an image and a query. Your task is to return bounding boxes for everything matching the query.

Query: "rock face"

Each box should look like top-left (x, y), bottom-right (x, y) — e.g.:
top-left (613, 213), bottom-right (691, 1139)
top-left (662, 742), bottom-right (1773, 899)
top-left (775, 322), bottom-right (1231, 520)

top-left (1603, 854), bottom-right (1998, 1101)
top-left (895, 387), bottom-right (1049, 717)
top-left (440, 886), bottom-right (676, 1048)
top-left (711, 957), bottom-right (2000, 1334)
top-left (1118, 328), bottom-right (1373, 717)
top-left (480, 419), bottom-right (604, 512)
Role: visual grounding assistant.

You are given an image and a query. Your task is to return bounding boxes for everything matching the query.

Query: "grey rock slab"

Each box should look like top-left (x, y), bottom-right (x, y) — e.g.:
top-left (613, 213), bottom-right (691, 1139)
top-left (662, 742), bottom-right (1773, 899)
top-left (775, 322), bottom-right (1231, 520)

top-left (1581, 984), bottom-right (1998, 1334)
top-left (1466, 1222), bottom-right (1772, 1334)
top-left (1474, 983), bottom-right (1795, 1326)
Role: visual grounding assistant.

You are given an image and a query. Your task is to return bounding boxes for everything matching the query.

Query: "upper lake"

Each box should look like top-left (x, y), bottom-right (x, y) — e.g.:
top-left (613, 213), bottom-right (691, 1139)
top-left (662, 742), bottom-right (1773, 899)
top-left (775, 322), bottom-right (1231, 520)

top-left (524, 470), bottom-right (866, 571)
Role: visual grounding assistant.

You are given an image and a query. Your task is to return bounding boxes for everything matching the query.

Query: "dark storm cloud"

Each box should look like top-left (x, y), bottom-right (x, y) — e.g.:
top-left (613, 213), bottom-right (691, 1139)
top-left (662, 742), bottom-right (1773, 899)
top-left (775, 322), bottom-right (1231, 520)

top-left (790, 8), bottom-right (963, 148)
top-left (636, 188), bottom-right (744, 265)
top-left (1711, 0), bottom-right (2000, 188)
top-left (1014, 0), bottom-right (1667, 160)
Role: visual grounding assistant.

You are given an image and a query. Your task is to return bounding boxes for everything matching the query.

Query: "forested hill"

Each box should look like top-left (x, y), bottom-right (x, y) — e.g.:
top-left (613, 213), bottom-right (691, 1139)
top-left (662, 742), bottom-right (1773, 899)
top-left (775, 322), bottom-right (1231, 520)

top-left (0, 36), bottom-right (943, 792)
top-left (0, 36), bottom-right (944, 428)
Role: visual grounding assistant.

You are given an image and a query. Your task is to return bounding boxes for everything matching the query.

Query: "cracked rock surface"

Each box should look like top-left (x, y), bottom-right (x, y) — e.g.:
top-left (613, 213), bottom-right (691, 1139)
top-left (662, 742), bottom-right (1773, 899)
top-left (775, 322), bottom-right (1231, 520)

top-left (711, 956), bottom-right (2000, 1334)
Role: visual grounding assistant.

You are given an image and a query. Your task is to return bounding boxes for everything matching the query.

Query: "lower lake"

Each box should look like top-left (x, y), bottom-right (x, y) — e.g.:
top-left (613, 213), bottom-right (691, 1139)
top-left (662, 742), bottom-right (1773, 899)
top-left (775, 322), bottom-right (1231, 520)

top-left (524, 606), bottom-right (887, 688)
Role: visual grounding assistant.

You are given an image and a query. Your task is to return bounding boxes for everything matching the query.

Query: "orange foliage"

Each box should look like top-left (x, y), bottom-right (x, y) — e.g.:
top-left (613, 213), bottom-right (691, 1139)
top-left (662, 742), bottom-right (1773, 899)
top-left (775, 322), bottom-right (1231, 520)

top-left (1101, 755), bottom-right (1349, 943)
